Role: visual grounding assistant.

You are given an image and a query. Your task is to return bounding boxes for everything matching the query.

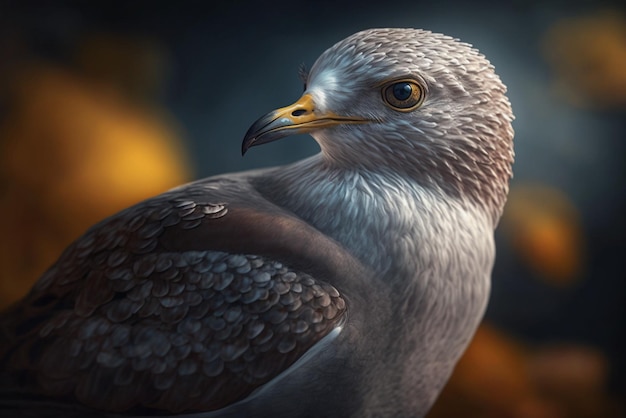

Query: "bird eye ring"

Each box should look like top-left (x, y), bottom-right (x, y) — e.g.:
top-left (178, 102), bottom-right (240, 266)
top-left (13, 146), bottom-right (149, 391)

top-left (382, 79), bottom-right (424, 111)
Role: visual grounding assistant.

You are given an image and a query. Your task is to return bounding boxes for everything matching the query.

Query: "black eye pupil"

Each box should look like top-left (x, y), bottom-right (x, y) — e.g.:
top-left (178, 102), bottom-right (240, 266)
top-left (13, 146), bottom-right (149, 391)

top-left (393, 83), bottom-right (412, 101)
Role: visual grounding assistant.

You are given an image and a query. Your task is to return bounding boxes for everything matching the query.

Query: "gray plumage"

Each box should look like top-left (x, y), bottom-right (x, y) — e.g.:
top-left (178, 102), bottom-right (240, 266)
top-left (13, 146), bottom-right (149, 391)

top-left (0, 28), bottom-right (514, 417)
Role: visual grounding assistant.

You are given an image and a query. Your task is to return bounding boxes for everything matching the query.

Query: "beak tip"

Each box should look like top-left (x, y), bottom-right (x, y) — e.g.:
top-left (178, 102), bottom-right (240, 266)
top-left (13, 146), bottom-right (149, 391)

top-left (241, 95), bottom-right (316, 156)
top-left (241, 135), bottom-right (255, 156)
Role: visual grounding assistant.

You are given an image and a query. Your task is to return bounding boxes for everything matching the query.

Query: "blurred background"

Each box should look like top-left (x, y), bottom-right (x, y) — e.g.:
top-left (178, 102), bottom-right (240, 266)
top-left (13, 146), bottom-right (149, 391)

top-left (0, 0), bottom-right (624, 416)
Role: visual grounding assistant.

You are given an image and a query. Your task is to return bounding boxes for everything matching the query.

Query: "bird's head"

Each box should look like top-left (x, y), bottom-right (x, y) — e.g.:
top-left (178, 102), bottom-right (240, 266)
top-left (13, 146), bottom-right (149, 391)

top-left (243, 28), bottom-right (514, 219)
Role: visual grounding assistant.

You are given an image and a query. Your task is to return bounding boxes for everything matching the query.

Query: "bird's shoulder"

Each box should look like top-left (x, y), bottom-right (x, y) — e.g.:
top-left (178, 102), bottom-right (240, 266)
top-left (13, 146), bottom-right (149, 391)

top-left (0, 175), bottom-right (356, 413)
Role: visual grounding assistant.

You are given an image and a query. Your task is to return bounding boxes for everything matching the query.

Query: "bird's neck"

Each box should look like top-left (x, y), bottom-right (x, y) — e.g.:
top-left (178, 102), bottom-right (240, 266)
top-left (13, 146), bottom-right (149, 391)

top-left (253, 155), bottom-right (495, 413)
top-left (254, 156), bottom-right (410, 271)
top-left (312, 126), bottom-right (513, 229)
top-left (253, 155), bottom-right (494, 283)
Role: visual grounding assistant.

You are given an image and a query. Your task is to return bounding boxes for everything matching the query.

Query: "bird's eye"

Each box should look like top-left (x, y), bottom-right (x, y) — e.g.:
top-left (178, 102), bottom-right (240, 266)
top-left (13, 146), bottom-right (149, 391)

top-left (382, 80), bottom-right (424, 111)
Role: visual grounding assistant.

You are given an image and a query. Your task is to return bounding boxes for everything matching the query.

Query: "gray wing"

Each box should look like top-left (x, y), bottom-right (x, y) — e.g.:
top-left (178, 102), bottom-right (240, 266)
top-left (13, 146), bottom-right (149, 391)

top-left (0, 177), bottom-right (355, 414)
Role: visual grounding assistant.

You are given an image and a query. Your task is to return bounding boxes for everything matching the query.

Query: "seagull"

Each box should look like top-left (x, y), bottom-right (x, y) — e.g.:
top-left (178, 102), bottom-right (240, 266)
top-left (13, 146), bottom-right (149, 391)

top-left (0, 28), bottom-right (514, 417)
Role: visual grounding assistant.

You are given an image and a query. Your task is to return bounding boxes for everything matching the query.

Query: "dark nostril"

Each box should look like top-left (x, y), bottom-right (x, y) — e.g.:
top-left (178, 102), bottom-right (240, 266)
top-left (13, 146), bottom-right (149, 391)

top-left (291, 109), bottom-right (307, 117)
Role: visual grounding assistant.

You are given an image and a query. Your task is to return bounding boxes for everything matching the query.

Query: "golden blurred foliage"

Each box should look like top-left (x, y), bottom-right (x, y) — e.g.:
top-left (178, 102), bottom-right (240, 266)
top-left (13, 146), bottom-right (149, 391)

top-left (528, 345), bottom-right (615, 418)
top-left (499, 184), bottom-right (585, 286)
top-left (543, 10), bottom-right (626, 108)
top-left (428, 324), bottom-right (623, 418)
top-left (0, 63), bottom-right (193, 308)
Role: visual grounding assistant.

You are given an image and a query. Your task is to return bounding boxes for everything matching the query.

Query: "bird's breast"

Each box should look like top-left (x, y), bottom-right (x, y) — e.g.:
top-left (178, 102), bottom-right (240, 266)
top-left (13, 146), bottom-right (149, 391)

top-left (253, 163), bottom-right (495, 414)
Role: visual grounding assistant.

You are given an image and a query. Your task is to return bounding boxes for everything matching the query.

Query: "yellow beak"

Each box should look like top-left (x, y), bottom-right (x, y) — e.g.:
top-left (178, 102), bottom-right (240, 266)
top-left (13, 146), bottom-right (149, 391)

top-left (242, 94), bottom-right (368, 154)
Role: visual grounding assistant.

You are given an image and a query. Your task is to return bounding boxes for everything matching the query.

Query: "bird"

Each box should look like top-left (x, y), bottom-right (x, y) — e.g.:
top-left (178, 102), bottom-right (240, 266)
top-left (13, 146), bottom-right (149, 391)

top-left (0, 28), bottom-right (514, 417)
